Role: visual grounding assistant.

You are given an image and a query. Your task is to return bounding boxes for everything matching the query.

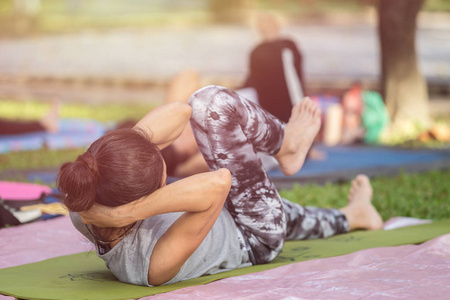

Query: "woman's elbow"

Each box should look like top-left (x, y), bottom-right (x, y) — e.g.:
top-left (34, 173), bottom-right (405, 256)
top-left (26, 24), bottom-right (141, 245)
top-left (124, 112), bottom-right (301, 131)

top-left (213, 168), bottom-right (232, 195)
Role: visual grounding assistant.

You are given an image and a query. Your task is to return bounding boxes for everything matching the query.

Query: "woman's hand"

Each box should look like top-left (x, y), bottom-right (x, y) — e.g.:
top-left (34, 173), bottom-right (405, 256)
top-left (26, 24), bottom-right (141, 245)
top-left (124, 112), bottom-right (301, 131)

top-left (78, 203), bottom-right (137, 228)
top-left (134, 102), bottom-right (192, 150)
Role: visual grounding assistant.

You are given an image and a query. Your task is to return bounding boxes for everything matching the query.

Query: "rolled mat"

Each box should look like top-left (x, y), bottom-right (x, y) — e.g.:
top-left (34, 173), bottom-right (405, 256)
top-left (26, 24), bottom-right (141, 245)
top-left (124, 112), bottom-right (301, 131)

top-left (0, 219), bottom-right (449, 300)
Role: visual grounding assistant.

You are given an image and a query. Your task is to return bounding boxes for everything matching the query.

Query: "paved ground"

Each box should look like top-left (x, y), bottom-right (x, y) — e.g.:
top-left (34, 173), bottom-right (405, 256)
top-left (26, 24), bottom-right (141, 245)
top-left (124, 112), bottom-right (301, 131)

top-left (0, 13), bottom-right (449, 105)
top-left (0, 22), bottom-right (449, 80)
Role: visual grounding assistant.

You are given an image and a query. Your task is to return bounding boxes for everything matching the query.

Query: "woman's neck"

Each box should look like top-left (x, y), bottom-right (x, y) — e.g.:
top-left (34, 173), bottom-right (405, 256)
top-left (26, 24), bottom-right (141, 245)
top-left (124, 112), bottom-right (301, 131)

top-left (93, 223), bottom-right (136, 248)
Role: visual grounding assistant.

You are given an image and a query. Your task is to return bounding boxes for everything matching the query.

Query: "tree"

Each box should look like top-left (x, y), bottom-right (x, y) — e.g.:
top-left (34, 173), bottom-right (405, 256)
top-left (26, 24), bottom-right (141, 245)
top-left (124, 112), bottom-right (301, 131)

top-left (378, 0), bottom-right (430, 127)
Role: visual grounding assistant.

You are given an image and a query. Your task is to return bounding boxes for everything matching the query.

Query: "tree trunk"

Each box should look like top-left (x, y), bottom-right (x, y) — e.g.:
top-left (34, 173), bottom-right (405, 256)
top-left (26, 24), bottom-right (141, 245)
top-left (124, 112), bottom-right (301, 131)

top-left (378, 0), bottom-right (430, 127)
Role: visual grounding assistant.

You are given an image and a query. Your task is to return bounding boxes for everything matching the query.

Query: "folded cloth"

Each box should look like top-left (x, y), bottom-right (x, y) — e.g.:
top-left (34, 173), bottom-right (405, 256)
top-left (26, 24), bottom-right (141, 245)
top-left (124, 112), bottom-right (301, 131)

top-left (20, 202), bottom-right (68, 216)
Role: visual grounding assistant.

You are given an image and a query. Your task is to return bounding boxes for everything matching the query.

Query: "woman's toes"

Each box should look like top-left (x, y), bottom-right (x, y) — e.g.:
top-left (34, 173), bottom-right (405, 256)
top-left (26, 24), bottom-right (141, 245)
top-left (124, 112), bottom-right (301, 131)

top-left (291, 102), bottom-right (302, 118)
top-left (356, 174), bottom-right (369, 183)
top-left (312, 106), bottom-right (321, 118)
top-left (306, 100), bottom-right (314, 113)
top-left (300, 98), bottom-right (308, 109)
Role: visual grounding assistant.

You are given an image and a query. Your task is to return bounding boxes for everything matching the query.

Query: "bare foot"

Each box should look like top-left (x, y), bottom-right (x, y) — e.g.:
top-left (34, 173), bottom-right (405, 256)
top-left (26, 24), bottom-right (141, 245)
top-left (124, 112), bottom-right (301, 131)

top-left (274, 97), bottom-right (321, 176)
top-left (340, 175), bottom-right (383, 231)
top-left (39, 102), bottom-right (60, 133)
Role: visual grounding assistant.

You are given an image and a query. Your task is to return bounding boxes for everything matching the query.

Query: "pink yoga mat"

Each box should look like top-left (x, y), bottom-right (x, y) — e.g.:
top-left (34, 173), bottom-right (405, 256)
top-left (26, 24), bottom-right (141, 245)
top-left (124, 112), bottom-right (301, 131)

top-left (0, 216), bottom-right (91, 269)
top-left (145, 234), bottom-right (450, 299)
top-left (0, 181), bottom-right (52, 201)
top-left (1, 217), bottom-right (448, 299)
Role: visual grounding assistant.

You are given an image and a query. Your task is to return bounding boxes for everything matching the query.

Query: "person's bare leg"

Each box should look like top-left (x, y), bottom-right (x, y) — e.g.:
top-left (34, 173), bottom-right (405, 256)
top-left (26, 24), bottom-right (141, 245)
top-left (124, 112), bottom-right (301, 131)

top-left (39, 102), bottom-right (60, 133)
top-left (323, 103), bottom-right (343, 146)
top-left (171, 123), bottom-right (200, 158)
top-left (173, 152), bottom-right (210, 177)
top-left (165, 69), bottom-right (200, 104)
top-left (164, 69), bottom-right (205, 169)
top-left (275, 97), bottom-right (321, 176)
top-left (340, 175), bottom-right (383, 230)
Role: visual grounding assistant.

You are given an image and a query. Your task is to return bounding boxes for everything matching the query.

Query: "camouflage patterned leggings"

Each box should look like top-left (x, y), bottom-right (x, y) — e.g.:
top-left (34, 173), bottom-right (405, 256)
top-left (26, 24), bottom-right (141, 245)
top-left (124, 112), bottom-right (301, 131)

top-left (189, 86), bottom-right (349, 265)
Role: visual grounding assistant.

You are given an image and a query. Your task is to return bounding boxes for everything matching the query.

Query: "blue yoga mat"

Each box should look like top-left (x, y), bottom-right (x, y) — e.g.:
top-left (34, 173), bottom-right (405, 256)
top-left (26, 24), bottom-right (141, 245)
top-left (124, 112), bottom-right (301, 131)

top-left (23, 145), bottom-right (450, 186)
top-left (0, 119), bottom-right (106, 154)
top-left (270, 145), bottom-right (449, 177)
top-left (268, 145), bottom-right (449, 188)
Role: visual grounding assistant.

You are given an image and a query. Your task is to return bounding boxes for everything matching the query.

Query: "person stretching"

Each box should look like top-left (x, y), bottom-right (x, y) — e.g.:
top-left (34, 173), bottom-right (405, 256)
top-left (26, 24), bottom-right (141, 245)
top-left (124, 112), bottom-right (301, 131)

top-left (57, 86), bottom-right (382, 286)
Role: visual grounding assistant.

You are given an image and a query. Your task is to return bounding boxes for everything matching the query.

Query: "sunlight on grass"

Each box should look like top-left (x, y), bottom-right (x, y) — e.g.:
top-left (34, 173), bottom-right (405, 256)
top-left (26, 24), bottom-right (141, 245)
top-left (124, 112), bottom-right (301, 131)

top-left (280, 169), bottom-right (450, 222)
top-left (0, 148), bottom-right (83, 172)
top-left (0, 100), bottom-right (152, 122)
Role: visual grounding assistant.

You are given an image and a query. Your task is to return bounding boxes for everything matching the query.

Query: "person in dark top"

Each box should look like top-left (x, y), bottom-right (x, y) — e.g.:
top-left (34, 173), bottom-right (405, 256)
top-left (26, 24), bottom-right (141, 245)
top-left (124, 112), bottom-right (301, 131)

top-left (240, 12), bottom-right (306, 123)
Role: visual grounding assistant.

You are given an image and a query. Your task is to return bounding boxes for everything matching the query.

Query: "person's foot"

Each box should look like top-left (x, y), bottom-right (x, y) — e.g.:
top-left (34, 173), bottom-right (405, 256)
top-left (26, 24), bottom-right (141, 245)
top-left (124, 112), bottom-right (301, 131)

top-left (39, 102), bottom-right (60, 133)
top-left (275, 97), bottom-right (322, 176)
top-left (340, 175), bottom-right (383, 231)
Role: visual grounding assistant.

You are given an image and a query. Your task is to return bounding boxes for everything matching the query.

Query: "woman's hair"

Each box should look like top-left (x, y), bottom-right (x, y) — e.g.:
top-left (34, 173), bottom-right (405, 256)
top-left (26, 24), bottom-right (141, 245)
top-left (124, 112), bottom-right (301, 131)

top-left (57, 128), bottom-right (164, 212)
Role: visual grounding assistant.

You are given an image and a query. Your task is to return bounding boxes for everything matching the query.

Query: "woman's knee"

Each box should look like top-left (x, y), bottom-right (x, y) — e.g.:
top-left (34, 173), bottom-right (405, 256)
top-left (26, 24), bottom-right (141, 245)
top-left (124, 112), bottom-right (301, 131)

top-left (189, 85), bottom-right (220, 111)
top-left (189, 85), bottom-right (241, 122)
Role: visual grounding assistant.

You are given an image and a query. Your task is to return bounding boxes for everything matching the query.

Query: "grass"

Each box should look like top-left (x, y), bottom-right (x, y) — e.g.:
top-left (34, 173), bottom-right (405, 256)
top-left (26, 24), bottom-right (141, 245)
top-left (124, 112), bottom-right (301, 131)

top-left (1, 99), bottom-right (448, 223)
top-left (424, 0), bottom-right (450, 12)
top-left (0, 99), bottom-right (152, 181)
top-left (280, 169), bottom-right (450, 222)
top-left (0, 99), bottom-right (153, 173)
top-left (0, 100), bottom-right (151, 123)
top-left (0, 148), bottom-right (83, 172)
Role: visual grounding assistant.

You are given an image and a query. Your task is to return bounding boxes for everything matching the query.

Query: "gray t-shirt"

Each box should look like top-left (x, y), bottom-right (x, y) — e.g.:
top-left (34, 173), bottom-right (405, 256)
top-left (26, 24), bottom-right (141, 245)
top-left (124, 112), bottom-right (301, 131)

top-left (70, 208), bottom-right (251, 286)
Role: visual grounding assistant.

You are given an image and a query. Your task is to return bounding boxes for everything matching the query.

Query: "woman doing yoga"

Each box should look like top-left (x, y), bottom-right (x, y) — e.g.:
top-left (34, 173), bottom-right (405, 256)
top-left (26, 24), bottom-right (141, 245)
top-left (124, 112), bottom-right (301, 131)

top-left (57, 86), bottom-right (382, 286)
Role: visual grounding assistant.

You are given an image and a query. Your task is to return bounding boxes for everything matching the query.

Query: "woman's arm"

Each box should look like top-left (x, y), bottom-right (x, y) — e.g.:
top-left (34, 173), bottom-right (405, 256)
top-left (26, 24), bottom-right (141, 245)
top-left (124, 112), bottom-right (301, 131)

top-left (173, 151), bottom-right (210, 177)
top-left (80, 168), bottom-right (231, 285)
top-left (78, 169), bottom-right (229, 228)
top-left (134, 102), bottom-right (192, 150)
top-left (148, 168), bottom-right (231, 285)
top-left (79, 169), bottom-right (231, 285)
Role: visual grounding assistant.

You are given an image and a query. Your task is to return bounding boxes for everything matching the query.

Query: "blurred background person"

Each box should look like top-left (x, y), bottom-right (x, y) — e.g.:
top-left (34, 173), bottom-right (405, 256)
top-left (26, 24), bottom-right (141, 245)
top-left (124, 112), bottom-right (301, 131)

top-left (238, 11), bottom-right (306, 123)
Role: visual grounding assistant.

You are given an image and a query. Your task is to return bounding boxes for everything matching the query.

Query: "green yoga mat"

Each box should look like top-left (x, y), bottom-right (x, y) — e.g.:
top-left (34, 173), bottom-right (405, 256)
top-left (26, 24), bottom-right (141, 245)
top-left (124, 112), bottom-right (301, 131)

top-left (1, 219), bottom-right (449, 300)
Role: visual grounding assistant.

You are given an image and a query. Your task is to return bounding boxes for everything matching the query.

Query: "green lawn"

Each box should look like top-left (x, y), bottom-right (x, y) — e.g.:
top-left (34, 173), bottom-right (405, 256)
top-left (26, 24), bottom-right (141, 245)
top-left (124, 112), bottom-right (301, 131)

top-left (1, 100), bottom-right (448, 223)
top-left (280, 169), bottom-right (450, 222)
top-left (0, 100), bottom-right (151, 123)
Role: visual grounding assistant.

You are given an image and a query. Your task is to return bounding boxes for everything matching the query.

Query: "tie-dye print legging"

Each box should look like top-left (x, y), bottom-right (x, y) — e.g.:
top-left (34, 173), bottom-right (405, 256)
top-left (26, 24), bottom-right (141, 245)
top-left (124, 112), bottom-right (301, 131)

top-left (189, 85), bottom-right (349, 265)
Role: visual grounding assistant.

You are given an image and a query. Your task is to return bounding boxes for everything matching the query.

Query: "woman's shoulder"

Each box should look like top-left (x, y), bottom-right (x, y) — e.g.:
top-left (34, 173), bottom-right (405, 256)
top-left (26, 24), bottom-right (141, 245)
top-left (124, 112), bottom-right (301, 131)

top-left (252, 38), bottom-right (299, 52)
top-left (279, 38), bottom-right (300, 49)
top-left (69, 212), bottom-right (96, 244)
